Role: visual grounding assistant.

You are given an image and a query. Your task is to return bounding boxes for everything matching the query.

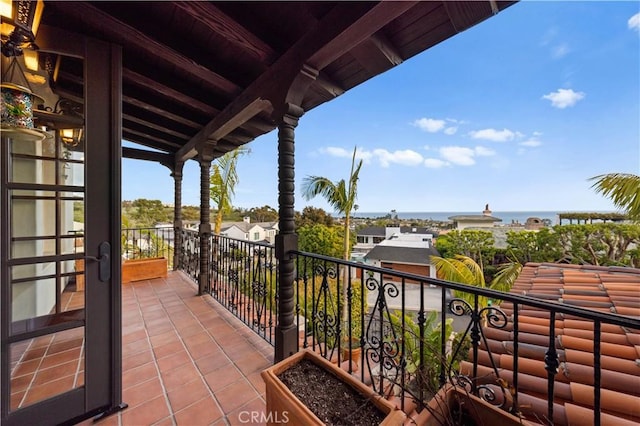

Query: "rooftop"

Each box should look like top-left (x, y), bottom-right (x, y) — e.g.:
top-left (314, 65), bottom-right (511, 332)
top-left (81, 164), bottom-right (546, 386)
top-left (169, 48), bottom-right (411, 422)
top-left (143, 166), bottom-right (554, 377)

top-left (474, 262), bottom-right (640, 425)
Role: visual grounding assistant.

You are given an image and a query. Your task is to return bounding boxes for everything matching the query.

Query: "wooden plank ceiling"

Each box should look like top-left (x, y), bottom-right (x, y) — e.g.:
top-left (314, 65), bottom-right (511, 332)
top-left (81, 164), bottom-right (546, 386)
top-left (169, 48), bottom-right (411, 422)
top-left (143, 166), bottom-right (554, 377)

top-left (37, 1), bottom-right (516, 163)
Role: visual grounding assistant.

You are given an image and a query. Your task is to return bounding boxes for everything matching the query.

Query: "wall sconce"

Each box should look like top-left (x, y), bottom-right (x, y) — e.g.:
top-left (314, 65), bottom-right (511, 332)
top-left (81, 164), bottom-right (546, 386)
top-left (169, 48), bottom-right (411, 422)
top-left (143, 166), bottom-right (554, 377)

top-left (33, 97), bottom-right (84, 147)
top-left (59, 127), bottom-right (82, 147)
top-left (1, 0), bottom-right (44, 58)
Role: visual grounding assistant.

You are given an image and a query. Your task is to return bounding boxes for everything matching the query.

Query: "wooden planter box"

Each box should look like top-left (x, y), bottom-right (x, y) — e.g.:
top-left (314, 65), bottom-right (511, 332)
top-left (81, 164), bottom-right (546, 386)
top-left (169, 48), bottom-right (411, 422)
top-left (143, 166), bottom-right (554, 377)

top-left (75, 259), bottom-right (85, 291)
top-left (261, 349), bottom-right (406, 426)
top-left (122, 257), bottom-right (167, 283)
top-left (413, 384), bottom-right (533, 426)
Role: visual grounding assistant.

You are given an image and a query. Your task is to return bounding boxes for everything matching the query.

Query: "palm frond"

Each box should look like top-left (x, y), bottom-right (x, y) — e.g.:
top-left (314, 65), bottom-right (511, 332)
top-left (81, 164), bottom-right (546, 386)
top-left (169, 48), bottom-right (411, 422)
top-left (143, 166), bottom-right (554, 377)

top-left (589, 173), bottom-right (640, 220)
top-left (455, 255), bottom-right (486, 287)
top-left (490, 261), bottom-right (522, 293)
top-left (301, 176), bottom-right (343, 210)
top-left (210, 146), bottom-right (250, 218)
top-left (431, 255), bottom-right (479, 285)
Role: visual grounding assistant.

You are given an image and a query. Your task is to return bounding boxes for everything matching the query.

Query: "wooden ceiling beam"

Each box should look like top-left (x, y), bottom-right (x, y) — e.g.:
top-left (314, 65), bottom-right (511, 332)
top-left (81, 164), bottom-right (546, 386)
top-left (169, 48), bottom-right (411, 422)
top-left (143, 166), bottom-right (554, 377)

top-left (52, 2), bottom-right (241, 97)
top-left (123, 68), bottom-right (219, 116)
top-left (315, 71), bottom-right (345, 97)
top-left (124, 68), bottom-right (274, 137)
top-left (122, 113), bottom-right (190, 141)
top-left (308, 1), bottom-right (418, 70)
top-left (122, 147), bottom-right (173, 166)
top-left (177, 97), bottom-right (271, 160)
top-left (123, 95), bottom-right (202, 129)
top-left (349, 33), bottom-right (403, 75)
top-left (123, 129), bottom-right (182, 149)
top-left (172, 2), bottom-right (277, 63)
top-left (177, 2), bottom-right (384, 161)
top-left (122, 134), bottom-right (175, 154)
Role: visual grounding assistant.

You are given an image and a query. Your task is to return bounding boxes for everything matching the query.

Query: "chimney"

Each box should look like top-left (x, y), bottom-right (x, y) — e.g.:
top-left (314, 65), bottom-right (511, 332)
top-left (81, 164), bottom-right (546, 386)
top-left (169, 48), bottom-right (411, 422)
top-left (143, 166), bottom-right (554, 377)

top-left (243, 216), bottom-right (250, 224)
top-left (482, 204), bottom-right (492, 216)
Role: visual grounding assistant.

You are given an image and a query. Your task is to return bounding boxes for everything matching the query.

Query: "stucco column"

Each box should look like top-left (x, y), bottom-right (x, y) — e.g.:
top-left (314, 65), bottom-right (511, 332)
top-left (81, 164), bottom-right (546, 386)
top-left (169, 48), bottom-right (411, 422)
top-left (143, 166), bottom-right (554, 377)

top-left (274, 103), bottom-right (303, 362)
top-left (197, 146), bottom-right (215, 295)
top-left (171, 160), bottom-right (184, 271)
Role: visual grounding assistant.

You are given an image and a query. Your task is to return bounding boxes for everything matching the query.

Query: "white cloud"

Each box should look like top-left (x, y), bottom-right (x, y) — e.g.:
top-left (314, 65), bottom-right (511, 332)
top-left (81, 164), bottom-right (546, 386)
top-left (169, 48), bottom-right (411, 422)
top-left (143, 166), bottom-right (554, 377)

top-left (474, 146), bottom-right (495, 156)
top-left (532, 131), bottom-right (543, 137)
top-left (542, 88), bottom-right (586, 109)
top-left (373, 149), bottom-right (424, 168)
top-left (468, 128), bottom-right (519, 142)
top-left (629, 13), bottom-right (640, 32)
top-left (520, 139), bottom-right (542, 147)
top-left (444, 127), bottom-right (458, 135)
top-left (552, 43), bottom-right (570, 58)
top-left (322, 146), bottom-right (351, 157)
top-left (320, 146), bottom-right (373, 163)
top-left (424, 158), bottom-right (448, 168)
top-left (439, 146), bottom-right (476, 166)
top-left (413, 118), bottom-right (445, 133)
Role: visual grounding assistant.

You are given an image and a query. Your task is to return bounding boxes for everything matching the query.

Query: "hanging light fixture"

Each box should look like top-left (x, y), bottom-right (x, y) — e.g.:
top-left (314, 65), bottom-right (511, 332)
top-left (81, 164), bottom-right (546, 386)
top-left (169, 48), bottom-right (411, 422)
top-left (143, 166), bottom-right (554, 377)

top-left (0, 0), bottom-right (44, 58)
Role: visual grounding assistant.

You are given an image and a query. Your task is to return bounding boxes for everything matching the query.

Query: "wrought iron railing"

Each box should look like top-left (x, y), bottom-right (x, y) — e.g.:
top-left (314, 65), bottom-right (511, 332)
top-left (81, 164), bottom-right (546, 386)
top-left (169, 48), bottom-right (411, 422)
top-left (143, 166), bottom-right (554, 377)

top-left (208, 235), bottom-right (278, 345)
top-left (291, 250), bottom-right (640, 425)
top-left (122, 226), bottom-right (174, 266)
top-left (180, 228), bottom-right (200, 282)
top-left (170, 228), bottom-right (640, 424)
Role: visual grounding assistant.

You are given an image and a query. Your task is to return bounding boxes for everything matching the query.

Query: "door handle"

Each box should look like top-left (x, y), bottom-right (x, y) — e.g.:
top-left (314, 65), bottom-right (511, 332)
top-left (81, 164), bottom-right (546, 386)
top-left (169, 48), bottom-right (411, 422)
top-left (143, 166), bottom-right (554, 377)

top-left (84, 241), bottom-right (111, 282)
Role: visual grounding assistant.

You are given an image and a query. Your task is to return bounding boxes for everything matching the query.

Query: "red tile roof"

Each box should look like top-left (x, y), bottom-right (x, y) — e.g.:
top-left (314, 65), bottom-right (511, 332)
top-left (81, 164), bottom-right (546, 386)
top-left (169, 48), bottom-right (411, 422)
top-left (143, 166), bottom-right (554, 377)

top-left (474, 262), bottom-right (640, 425)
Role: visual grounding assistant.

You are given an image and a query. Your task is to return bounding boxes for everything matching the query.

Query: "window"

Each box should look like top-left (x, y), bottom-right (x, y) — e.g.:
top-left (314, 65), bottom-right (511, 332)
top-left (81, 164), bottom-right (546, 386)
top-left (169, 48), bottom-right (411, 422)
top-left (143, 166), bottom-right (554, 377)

top-left (254, 232), bottom-right (260, 240)
top-left (373, 237), bottom-right (384, 244)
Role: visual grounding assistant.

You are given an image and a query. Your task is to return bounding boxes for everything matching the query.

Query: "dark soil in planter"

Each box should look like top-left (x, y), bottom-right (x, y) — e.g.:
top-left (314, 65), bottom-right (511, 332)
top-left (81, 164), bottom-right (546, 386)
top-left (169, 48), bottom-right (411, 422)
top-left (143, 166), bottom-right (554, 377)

top-left (278, 359), bottom-right (387, 425)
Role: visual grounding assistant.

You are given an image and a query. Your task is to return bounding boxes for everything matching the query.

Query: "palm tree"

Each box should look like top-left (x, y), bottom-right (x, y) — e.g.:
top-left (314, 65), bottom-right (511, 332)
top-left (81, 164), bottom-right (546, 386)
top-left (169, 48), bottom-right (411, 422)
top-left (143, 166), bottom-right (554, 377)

top-left (210, 146), bottom-right (250, 234)
top-left (589, 173), bottom-right (640, 221)
top-left (431, 255), bottom-right (521, 310)
top-left (302, 147), bottom-right (363, 344)
top-left (301, 147), bottom-right (363, 261)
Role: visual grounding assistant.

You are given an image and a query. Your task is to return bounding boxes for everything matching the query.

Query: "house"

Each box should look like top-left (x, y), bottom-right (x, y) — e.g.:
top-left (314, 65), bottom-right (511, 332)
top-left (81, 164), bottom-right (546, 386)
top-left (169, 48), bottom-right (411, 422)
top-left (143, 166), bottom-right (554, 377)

top-left (364, 233), bottom-right (440, 282)
top-left (471, 263), bottom-right (640, 425)
top-left (353, 225), bottom-right (438, 254)
top-left (220, 217), bottom-right (278, 244)
top-left (449, 204), bottom-right (502, 230)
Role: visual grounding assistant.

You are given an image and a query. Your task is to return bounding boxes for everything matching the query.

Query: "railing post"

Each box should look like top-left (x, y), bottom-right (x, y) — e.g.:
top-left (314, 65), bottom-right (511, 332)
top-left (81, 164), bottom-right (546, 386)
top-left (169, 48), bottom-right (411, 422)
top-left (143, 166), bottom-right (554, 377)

top-left (197, 145), bottom-right (215, 296)
top-left (274, 103), bottom-right (303, 362)
top-left (172, 160), bottom-right (184, 271)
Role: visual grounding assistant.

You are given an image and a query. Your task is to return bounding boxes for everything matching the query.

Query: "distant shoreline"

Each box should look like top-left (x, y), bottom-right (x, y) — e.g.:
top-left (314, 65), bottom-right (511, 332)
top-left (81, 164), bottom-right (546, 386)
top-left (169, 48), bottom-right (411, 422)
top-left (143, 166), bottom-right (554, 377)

top-left (339, 211), bottom-right (617, 226)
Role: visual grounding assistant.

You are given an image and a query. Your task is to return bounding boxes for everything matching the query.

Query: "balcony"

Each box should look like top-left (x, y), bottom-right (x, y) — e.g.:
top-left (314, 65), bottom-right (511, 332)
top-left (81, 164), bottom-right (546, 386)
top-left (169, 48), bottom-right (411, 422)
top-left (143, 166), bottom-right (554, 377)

top-left (7, 228), bottom-right (640, 425)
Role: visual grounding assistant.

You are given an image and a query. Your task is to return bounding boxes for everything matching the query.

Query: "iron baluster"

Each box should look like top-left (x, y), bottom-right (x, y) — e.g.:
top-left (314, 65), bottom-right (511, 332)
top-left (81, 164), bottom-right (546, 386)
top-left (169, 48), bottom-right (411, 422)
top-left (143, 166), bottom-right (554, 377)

top-left (544, 311), bottom-right (559, 425)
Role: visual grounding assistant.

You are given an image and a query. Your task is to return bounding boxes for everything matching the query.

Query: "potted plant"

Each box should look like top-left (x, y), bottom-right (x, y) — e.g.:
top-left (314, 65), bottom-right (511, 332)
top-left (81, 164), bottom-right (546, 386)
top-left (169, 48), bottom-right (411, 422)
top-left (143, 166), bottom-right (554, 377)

top-left (261, 349), bottom-right (406, 426)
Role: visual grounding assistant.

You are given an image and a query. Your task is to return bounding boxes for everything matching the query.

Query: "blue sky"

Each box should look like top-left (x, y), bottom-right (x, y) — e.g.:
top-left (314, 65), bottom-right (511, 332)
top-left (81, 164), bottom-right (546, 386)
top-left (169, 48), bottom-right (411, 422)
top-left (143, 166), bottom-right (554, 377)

top-left (122, 2), bottom-right (640, 214)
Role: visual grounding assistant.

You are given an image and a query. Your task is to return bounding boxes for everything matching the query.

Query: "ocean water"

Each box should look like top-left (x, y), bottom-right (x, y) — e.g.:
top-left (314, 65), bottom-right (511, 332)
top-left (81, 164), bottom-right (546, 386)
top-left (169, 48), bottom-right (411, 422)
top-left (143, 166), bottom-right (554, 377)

top-left (351, 211), bottom-right (562, 225)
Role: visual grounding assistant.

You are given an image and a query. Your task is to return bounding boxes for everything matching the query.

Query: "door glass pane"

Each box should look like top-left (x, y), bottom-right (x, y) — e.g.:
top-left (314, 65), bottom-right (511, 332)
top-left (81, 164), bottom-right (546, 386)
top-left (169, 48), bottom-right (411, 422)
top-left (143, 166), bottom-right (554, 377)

top-left (11, 197), bottom-right (56, 238)
top-left (11, 157), bottom-right (57, 185)
top-left (62, 157), bottom-right (84, 186)
top-left (9, 327), bottom-right (85, 411)
top-left (10, 262), bottom-right (85, 329)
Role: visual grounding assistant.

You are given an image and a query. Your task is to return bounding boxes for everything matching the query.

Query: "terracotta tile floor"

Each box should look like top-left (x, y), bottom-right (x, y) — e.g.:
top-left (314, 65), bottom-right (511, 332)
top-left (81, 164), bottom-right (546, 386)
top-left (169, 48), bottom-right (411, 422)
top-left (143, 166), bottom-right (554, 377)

top-left (11, 271), bottom-right (275, 426)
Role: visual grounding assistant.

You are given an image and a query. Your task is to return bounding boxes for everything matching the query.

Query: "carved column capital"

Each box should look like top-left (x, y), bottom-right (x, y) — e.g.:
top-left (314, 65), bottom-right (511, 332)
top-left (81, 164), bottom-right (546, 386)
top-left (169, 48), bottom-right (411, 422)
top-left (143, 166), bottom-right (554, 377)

top-left (197, 143), bottom-right (216, 165)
